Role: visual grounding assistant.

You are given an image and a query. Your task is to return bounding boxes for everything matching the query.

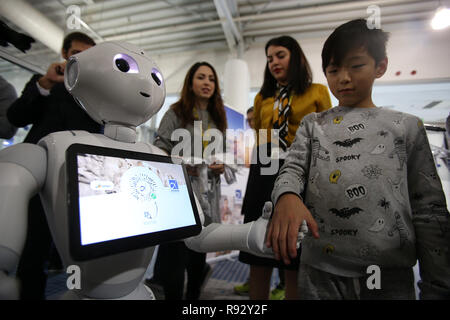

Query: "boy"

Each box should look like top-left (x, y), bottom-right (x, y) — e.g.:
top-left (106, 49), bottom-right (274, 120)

top-left (266, 19), bottom-right (449, 299)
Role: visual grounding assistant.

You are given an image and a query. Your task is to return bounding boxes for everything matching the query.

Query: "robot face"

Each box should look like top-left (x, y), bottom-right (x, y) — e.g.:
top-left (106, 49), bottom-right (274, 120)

top-left (65, 42), bottom-right (166, 127)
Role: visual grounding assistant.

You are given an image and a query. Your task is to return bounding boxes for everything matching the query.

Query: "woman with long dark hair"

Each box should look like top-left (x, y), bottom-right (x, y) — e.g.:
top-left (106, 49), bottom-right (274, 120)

top-left (238, 35), bottom-right (332, 300)
top-left (153, 61), bottom-right (227, 300)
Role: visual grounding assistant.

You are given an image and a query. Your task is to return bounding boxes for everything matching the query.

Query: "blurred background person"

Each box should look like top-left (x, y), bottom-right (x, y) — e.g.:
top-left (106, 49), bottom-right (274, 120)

top-left (153, 61), bottom-right (227, 300)
top-left (0, 75), bottom-right (18, 139)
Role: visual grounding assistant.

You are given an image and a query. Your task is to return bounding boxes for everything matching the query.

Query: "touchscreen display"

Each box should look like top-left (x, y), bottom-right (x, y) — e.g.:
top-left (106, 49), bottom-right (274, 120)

top-left (75, 152), bottom-right (197, 246)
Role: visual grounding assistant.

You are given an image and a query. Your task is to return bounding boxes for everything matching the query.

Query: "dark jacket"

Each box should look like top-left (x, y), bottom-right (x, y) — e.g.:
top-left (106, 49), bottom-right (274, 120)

top-left (0, 75), bottom-right (18, 139)
top-left (7, 74), bottom-right (101, 144)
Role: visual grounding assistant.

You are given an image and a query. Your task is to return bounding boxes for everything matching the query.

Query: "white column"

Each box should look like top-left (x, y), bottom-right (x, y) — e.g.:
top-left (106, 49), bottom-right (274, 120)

top-left (0, 0), bottom-right (64, 53)
top-left (223, 58), bottom-right (250, 114)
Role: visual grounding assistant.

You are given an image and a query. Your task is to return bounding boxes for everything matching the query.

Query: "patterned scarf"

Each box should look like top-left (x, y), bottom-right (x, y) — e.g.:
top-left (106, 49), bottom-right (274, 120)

top-left (272, 85), bottom-right (292, 151)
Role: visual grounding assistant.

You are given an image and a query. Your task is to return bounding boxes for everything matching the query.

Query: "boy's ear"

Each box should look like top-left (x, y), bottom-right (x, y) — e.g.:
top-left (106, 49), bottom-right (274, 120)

top-left (375, 57), bottom-right (388, 78)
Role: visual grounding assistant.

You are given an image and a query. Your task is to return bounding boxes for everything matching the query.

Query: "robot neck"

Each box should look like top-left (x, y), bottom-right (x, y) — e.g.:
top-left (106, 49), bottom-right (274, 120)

top-left (104, 123), bottom-right (137, 143)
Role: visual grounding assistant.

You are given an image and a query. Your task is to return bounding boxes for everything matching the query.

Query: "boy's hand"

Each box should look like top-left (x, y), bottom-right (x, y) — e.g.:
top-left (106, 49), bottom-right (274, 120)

top-left (266, 193), bottom-right (319, 265)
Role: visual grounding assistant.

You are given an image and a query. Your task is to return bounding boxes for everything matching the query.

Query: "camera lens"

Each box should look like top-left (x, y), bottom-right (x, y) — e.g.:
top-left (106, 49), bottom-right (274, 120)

top-left (115, 58), bottom-right (130, 72)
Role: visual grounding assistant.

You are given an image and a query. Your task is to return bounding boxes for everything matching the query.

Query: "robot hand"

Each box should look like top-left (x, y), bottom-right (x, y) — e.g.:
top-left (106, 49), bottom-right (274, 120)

top-left (183, 202), bottom-right (271, 256)
top-left (297, 220), bottom-right (308, 247)
top-left (185, 201), bottom-right (309, 258)
top-left (246, 202), bottom-right (275, 258)
top-left (248, 202), bottom-right (309, 259)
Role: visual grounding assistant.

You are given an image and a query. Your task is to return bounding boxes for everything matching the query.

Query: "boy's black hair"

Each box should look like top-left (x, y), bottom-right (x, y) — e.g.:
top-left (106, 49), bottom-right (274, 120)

top-left (260, 35), bottom-right (312, 99)
top-left (62, 32), bottom-right (96, 53)
top-left (322, 19), bottom-right (389, 74)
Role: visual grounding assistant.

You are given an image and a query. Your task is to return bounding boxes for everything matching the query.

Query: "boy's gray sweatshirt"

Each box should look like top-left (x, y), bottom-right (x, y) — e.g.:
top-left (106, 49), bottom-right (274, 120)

top-left (272, 106), bottom-right (449, 298)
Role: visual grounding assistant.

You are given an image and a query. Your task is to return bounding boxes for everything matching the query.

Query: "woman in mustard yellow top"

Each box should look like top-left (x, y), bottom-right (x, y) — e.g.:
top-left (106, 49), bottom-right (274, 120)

top-left (238, 35), bottom-right (331, 300)
top-left (253, 83), bottom-right (331, 147)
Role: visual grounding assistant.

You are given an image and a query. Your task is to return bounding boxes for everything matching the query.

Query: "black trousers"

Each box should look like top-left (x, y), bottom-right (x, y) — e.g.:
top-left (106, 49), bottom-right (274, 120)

top-left (157, 241), bottom-right (206, 300)
top-left (16, 195), bottom-right (53, 300)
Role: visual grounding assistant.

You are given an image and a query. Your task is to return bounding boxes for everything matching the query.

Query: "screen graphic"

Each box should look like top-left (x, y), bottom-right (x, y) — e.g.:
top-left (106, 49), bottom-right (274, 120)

top-left (76, 154), bottom-right (197, 246)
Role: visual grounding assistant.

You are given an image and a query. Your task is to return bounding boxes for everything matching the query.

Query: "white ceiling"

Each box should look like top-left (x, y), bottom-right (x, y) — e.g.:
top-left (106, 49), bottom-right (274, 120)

top-left (0, 0), bottom-right (448, 125)
top-left (0, 0), bottom-right (445, 73)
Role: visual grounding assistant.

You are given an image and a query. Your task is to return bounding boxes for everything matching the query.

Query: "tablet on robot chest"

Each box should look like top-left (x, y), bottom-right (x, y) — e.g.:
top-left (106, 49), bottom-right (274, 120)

top-left (66, 143), bottom-right (201, 261)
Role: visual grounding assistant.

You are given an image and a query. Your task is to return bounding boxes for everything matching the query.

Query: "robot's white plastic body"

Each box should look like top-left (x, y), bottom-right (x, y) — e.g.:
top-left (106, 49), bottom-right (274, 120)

top-left (0, 42), bottom-right (281, 300)
top-left (0, 42), bottom-right (168, 300)
top-left (17, 133), bottom-right (164, 300)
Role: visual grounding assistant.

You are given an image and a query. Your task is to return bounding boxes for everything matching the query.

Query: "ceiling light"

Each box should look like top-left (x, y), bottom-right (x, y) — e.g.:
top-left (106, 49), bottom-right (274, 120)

top-left (431, 7), bottom-right (450, 30)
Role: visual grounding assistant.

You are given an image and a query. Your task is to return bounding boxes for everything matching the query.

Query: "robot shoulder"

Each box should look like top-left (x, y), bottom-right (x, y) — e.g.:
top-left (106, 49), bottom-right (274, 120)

top-left (0, 143), bottom-right (47, 187)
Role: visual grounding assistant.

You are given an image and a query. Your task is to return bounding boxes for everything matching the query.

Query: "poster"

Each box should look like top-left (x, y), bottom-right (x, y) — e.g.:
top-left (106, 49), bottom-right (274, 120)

top-left (206, 105), bottom-right (253, 262)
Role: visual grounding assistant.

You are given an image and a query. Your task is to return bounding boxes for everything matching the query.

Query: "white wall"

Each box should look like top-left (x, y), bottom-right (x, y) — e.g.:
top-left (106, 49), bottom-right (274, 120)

top-left (152, 49), bottom-right (231, 95)
top-left (382, 22), bottom-right (450, 82)
top-left (154, 20), bottom-right (450, 96)
top-left (3, 18), bottom-right (449, 148)
top-left (4, 19), bottom-right (448, 111)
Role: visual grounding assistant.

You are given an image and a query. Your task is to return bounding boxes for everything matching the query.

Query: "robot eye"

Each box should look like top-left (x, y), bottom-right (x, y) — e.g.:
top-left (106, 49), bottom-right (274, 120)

top-left (115, 58), bottom-right (129, 72)
top-left (113, 54), bottom-right (139, 73)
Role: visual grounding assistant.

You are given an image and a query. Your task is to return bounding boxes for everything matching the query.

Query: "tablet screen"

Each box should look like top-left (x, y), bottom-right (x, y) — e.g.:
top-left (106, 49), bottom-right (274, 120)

top-left (66, 144), bottom-right (201, 261)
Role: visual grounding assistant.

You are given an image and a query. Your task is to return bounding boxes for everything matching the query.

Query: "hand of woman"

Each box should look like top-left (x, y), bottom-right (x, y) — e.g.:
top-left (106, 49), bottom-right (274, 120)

top-left (208, 163), bottom-right (224, 175)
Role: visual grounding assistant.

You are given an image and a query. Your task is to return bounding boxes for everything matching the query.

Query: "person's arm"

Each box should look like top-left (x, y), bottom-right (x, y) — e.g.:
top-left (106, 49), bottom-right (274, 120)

top-left (154, 108), bottom-right (179, 155)
top-left (208, 163), bottom-right (224, 175)
top-left (0, 76), bottom-right (18, 139)
top-left (266, 114), bottom-right (319, 264)
top-left (315, 84), bottom-right (332, 112)
top-left (36, 62), bottom-right (65, 91)
top-left (406, 117), bottom-right (450, 299)
top-left (7, 61), bottom-right (66, 128)
top-left (6, 74), bottom-right (46, 127)
top-left (208, 125), bottom-right (225, 176)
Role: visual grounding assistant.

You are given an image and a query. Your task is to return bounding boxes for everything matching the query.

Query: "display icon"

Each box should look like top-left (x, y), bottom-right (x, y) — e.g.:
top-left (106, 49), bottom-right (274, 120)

top-left (169, 179), bottom-right (179, 191)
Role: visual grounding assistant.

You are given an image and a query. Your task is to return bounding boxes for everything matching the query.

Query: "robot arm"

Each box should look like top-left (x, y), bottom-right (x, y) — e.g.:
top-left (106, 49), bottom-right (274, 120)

top-left (0, 143), bottom-right (47, 299)
top-left (185, 202), bottom-right (308, 258)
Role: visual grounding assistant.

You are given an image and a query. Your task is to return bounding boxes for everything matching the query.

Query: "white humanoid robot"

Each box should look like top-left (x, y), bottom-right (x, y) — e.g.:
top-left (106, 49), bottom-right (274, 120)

top-left (0, 42), bottom-right (306, 300)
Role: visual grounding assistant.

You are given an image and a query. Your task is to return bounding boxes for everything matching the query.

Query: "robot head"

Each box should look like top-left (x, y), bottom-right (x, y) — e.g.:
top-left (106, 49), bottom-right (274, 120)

top-left (64, 41), bottom-right (165, 127)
